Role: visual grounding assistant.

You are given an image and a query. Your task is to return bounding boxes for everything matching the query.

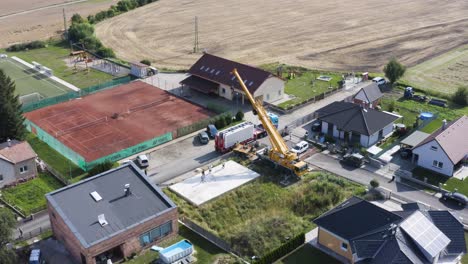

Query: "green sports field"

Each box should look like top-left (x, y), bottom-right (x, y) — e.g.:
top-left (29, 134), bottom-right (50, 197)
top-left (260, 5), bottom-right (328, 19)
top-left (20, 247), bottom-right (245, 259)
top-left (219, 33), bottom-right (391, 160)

top-left (0, 57), bottom-right (72, 100)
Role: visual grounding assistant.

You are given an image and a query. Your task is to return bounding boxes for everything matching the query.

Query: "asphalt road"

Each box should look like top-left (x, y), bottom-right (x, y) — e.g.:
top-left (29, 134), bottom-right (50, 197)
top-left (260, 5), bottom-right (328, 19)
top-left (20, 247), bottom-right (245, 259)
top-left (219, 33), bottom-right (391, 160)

top-left (306, 153), bottom-right (468, 223)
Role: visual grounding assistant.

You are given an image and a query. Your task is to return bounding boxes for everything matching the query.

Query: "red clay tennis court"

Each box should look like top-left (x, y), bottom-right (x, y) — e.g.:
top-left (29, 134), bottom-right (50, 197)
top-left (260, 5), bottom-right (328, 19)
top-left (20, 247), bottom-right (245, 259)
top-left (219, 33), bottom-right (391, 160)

top-left (25, 81), bottom-right (213, 162)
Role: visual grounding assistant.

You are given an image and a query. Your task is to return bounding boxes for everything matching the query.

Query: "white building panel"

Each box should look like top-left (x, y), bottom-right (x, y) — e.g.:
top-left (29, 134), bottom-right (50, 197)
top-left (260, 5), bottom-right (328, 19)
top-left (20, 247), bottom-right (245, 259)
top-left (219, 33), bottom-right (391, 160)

top-left (413, 140), bottom-right (454, 176)
top-left (254, 77), bottom-right (284, 103)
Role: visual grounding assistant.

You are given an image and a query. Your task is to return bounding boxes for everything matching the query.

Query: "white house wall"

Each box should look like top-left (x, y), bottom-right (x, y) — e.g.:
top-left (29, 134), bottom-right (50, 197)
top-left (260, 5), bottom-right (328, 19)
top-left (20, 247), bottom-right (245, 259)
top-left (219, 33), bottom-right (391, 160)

top-left (219, 84), bottom-right (232, 100)
top-left (333, 125), bottom-right (339, 138)
top-left (254, 77), bottom-right (284, 103)
top-left (382, 123), bottom-right (394, 137)
top-left (413, 140), bottom-right (454, 176)
top-left (0, 159), bottom-right (15, 188)
top-left (321, 122), bottom-right (329, 134)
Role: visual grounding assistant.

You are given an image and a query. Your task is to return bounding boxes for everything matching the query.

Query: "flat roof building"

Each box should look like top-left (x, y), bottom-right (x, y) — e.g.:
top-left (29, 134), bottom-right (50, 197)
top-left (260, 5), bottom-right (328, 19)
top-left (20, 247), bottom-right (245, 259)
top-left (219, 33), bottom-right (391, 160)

top-left (46, 163), bottom-right (178, 264)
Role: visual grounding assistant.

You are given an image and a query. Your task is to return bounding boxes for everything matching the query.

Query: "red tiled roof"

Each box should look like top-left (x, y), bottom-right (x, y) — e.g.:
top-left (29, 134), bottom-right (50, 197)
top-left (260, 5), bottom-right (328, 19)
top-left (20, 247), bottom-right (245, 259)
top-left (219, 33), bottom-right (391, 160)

top-left (186, 53), bottom-right (275, 94)
top-left (0, 141), bottom-right (37, 164)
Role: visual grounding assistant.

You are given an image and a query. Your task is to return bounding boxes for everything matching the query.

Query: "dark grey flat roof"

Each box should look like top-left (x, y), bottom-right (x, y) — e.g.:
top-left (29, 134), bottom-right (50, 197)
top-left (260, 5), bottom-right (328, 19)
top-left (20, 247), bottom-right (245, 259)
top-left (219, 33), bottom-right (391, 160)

top-left (46, 163), bottom-right (176, 248)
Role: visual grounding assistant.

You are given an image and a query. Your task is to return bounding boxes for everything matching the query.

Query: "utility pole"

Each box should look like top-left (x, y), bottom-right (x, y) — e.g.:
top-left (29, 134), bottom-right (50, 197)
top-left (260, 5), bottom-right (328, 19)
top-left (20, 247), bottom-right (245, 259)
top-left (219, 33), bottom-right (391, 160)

top-left (63, 8), bottom-right (68, 39)
top-left (194, 16), bottom-right (199, 53)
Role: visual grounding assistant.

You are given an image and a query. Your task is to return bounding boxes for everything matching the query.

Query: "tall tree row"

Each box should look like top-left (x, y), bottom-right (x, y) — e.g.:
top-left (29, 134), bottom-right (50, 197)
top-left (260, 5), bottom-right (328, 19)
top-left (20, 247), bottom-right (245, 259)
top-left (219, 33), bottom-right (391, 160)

top-left (0, 69), bottom-right (26, 142)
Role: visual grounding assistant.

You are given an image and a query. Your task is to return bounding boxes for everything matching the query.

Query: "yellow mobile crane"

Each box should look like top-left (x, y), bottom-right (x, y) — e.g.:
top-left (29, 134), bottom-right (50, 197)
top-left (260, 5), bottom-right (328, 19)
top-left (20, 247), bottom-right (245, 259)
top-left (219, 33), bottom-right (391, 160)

top-left (232, 69), bottom-right (308, 177)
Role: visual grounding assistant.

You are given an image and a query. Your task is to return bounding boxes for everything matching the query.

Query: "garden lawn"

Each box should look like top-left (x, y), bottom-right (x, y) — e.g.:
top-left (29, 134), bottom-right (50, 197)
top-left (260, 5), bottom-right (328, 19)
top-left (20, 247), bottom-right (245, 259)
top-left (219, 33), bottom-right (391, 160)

top-left (412, 167), bottom-right (468, 195)
top-left (419, 119), bottom-right (443, 133)
top-left (165, 158), bottom-right (365, 259)
top-left (2, 41), bottom-right (114, 88)
top-left (127, 225), bottom-right (231, 264)
top-left (26, 133), bottom-right (85, 179)
top-left (277, 243), bottom-right (340, 264)
top-left (0, 173), bottom-right (63, 215)
top-left (261, 63), bottom-right (342, 109)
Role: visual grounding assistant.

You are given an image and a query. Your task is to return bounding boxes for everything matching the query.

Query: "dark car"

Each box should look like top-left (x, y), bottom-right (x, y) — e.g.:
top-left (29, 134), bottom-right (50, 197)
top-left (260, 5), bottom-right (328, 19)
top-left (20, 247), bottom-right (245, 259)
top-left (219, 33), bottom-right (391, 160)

top-left (442, 191), bottom-right (468, 206)
top-left (206, 124), bottom-right (218, 139)
top-left (198, 131), bottom-right (210, 144)
top-left (342, 153), bottom-right (365, 168)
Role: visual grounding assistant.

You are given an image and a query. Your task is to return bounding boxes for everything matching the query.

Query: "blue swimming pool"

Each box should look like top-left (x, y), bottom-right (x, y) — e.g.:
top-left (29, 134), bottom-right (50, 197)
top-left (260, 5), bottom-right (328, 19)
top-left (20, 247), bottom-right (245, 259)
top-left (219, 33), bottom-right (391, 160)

top-left (160, 239), bottom-right (193, 263)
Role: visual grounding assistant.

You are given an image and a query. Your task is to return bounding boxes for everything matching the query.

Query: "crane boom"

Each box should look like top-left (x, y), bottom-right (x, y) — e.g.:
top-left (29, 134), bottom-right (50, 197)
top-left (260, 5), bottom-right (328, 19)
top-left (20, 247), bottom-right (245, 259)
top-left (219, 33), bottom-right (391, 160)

top-left (232, 69), bottom-right (291, 156)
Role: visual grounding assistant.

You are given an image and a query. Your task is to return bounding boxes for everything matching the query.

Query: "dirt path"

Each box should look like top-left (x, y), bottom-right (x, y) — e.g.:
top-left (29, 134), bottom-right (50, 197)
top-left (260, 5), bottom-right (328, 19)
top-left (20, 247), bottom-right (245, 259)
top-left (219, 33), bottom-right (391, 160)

top-left (0, 0), bottom-right (118, 48)
top-left (95, 0), bottom-right (468, 72)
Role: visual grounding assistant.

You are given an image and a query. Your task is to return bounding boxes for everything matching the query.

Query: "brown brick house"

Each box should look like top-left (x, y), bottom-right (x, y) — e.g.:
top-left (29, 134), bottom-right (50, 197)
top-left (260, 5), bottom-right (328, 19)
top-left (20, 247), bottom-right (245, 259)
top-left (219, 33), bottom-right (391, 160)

top-left (46, 163), bottom-right (178, 264)
top-left (0, 139), bottom-right (37, 188)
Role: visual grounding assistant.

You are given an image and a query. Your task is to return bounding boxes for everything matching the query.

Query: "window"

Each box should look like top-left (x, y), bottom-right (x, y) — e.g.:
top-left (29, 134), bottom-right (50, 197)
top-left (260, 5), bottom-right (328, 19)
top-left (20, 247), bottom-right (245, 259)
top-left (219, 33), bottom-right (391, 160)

top-left (215, 70), bottom-right (221, 75)
top-left (19, 165), bottom-right (28, 174)
top-left (249, 81), bottom-right (253, 86)
top-left (210, 69), bottom-right (215, 73)
top-left (139, 221), bottom-right (173, 246)
top-left (222, 88), bottom-right (226, 94)
top-left (200, 66), bottom-right (204, 70)
top-left (278, 90), bottom-right (281, 95)
top-left (432, 160), bottom-right (443, 168)
top-left (266, 94), bottom-right (270, 100)
top-left (0, 174), bottom-right (3, 181)
top-left (341, 242), bottom-right (348, 251)
top-left (430, 146), bottom-right (438, 151)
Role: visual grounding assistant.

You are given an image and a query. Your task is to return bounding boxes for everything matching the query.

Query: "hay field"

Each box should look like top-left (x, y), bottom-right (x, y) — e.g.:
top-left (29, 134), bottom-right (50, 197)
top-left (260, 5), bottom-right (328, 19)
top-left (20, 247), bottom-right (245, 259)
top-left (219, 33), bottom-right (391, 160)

top-left (0, 0), bottom-right (118, 48)
top-left (95, 0), bottom-right (468, 71)
top-left (402, 45), bottom-right (468, 94)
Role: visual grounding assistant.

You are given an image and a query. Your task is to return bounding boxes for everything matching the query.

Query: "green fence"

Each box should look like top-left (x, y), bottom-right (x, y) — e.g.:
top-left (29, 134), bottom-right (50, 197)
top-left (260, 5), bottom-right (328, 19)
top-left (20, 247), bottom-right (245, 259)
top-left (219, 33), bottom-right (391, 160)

top-left (176, 113), bottom-right (226, 138)
top-left (21, 76), bottom-right (132, 112)
top-left (25, 119), bottom-right (172, 171)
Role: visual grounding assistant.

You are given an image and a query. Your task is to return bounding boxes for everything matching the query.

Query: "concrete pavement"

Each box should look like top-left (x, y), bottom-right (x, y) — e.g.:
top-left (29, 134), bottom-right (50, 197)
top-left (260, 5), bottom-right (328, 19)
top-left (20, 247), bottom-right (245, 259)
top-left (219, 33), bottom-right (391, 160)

top-left (306, 153), bottom-right (468, 223)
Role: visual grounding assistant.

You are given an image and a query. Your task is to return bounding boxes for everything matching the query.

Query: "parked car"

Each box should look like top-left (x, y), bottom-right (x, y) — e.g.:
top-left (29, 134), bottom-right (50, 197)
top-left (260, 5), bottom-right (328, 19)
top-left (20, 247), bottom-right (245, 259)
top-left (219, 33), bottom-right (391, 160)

top-left (206, 124), bottom-right (218, 139)
top-left (372, 77), bottom-right (386, 86)
top-left (342, 153), bottom-right (366, 167)
top-left (198, 131), bottom-right (210, 144)
top-left (442, 191), bottom-right (468, 206)
top-left (428, 98), bottom-right (447, 108)
top-left (136, 154), bottom-right (149, 168)
top-left (291, 141), bottom-right (309, 154)
top-left (29, 249), bottom-right (45, 264)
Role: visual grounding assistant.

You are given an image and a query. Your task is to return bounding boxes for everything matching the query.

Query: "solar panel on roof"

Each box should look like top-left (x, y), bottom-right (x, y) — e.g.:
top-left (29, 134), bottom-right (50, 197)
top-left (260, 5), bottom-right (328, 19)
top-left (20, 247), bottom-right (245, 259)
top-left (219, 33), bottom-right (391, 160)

top-left (216, 70), bottom-right (220, 75)
top-left (400, 211), bottom-right (450, 260)
top-left (200, 66), bottom-right (204, 70)
top-left (210, 69), bottom-right (215, 73)
top-left (249, 81), bottom-right (253, 86)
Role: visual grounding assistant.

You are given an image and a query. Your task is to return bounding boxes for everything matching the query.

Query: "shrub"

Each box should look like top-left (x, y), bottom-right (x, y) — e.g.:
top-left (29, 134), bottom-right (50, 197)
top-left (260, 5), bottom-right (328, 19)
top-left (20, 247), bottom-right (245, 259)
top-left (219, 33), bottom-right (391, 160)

top-left (215, 116), bottom-right (226, 129)
top-left (224, 113), bottom-right (233, 125)
top-left (71, 14), bottom-right (84, 24)
top-left (387, 100), bottom-right (395, 112)
top-left (235, 110), bottom-right (244, 121)
top-left (87, 161), bottom-right (114, 177)
top-left (370, 179), bottom-right (379, 189)
top-left (255, 232), bottom-right (305, 264)
top-left (324, 134), bottom-right (335, 143)
top-left (140, 59), bottom-right (151, 66)
top-left (6, 41), bottom-right (46, 52)
top-left (97, 47), bottom-right (116, 58)
top-left (452, 86), bottom-right (467, 106)
top-left (68, 22), bottom-right (95, 43)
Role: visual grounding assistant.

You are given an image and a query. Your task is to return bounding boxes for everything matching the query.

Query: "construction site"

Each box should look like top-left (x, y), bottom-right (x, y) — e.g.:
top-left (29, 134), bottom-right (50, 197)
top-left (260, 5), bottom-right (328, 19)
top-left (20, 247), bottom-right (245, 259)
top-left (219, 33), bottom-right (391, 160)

top-left (24, 81), bottom-right (214, 169)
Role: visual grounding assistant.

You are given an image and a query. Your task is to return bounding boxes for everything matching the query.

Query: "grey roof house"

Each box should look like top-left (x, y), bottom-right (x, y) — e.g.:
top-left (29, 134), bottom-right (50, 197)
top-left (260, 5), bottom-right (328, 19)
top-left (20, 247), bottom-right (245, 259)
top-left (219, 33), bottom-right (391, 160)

top-left (0, 139), bottom-right (37, 188)
top-left (316, 101), bottom-right (400, 147)
top-left (46, 163), bottom-right (178, 264)
top-left (352, 83), bottom-right (383, 109)
top-left (412, 116), bottom-right (468, 177)
top-left (314, 196), bottom-right (466, 264)
top-left (180, 53), bottom-right (285, 103)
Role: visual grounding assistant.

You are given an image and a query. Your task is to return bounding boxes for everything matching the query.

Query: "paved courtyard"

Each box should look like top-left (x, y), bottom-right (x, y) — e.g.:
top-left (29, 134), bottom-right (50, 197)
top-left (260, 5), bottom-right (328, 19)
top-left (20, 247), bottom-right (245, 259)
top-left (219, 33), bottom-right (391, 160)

top-left (169, 160), bottom-right (260, 206)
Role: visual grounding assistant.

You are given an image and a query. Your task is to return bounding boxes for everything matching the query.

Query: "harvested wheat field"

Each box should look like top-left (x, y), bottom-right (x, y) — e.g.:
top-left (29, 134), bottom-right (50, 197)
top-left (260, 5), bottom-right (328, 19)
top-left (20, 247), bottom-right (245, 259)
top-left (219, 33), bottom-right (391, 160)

top-left (0, 0), bottom-right (118, 48)
top-left (95, 0), bottom-right (468, 72)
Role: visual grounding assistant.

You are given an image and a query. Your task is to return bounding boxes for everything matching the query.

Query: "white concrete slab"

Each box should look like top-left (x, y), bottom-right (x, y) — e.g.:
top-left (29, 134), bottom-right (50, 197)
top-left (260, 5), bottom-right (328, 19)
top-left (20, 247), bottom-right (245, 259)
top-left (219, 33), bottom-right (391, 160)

top-left (169, 160), bottom-right (260, 206)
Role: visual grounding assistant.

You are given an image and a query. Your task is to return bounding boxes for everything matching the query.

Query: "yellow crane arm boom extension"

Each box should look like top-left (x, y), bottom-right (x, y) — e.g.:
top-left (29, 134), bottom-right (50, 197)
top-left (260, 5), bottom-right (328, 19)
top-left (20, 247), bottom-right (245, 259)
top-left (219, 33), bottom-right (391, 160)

top-left (232, 69), bottom-right (290, 155)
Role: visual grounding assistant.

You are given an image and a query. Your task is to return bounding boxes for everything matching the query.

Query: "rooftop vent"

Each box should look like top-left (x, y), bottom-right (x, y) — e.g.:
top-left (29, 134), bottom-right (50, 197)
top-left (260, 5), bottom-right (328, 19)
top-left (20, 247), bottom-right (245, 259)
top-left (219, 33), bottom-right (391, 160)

top-left (90, 191), bottom-right (102, 202)
top-left (98, 214), bottom-right (108, 226)
top-left (124, 184), bottom-right (131, 197)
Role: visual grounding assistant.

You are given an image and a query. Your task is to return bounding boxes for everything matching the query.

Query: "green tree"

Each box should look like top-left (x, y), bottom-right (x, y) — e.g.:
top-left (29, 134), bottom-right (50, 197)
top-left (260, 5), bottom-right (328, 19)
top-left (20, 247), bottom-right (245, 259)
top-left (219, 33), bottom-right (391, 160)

top-left (140, 59), bottom-right (151, 66)
top-left (235, 110), bottom-right (244, 121)
top-left (97, 47), bottom-right (116, 58)
top-left (383, 58), bottom-right (406, 85)
top-left (68, 22), bottom-right (94, 43)
top-left (0, 208), bottom-right (17, 264)
top-left (370, 179), bottom-right (379, 189)
top-left (0, 70), bottom-right (26, 142)
top-left (452, 86), bottom-right (467, 106)
top-left (71, 13), bottom-right (84, 24)
top-left (87, 161), bottom-right (115, 177)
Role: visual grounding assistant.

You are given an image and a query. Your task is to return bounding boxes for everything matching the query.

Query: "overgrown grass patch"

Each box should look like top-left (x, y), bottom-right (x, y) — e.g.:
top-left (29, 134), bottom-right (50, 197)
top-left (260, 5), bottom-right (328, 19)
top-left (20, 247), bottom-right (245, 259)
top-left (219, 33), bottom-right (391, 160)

top-left (2, 41), bottom-right (115, 88)
top-left (165, 160), bottom-right (365, 259)
top-left (26, 133), bottom-right (85, 179)
top-left (0, 173), bottom-right (64, 215)
top-left (261, 63), bottom-right (342, 109)
top-left (276, 243), bottom-right (340, 264)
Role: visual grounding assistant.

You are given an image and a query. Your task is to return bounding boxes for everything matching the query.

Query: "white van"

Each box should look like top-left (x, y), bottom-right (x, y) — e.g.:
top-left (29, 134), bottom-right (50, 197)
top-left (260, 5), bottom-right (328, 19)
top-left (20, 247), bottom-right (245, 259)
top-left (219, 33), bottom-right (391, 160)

top-left (291, 141), bottom-right (309, 154)
top-left (136, 154), bottom-right (149, 168)
top-left (372, 77), bottom-right (386, 86)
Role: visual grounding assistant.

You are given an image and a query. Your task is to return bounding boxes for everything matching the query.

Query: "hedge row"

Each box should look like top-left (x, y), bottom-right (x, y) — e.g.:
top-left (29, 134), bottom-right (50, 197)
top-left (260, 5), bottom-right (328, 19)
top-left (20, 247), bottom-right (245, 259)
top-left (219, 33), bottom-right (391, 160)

top-left (6, 40), bottom-right (47, 52)
top-left (254, 232), bottom-right (305, 264)
top-left (87, 0), bottom-right (159, 24)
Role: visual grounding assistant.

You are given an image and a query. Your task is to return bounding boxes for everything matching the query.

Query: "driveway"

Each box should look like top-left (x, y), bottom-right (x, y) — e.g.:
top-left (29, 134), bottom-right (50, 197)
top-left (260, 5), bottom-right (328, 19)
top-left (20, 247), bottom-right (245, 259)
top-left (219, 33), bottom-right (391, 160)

top-left (306, 153), bottom-right (468, 223)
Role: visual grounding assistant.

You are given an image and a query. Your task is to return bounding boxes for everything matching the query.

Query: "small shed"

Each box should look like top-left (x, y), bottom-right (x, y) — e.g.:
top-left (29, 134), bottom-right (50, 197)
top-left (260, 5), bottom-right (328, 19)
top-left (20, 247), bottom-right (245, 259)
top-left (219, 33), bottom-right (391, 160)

top-left (130, 62), bottom-right (149, 78)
